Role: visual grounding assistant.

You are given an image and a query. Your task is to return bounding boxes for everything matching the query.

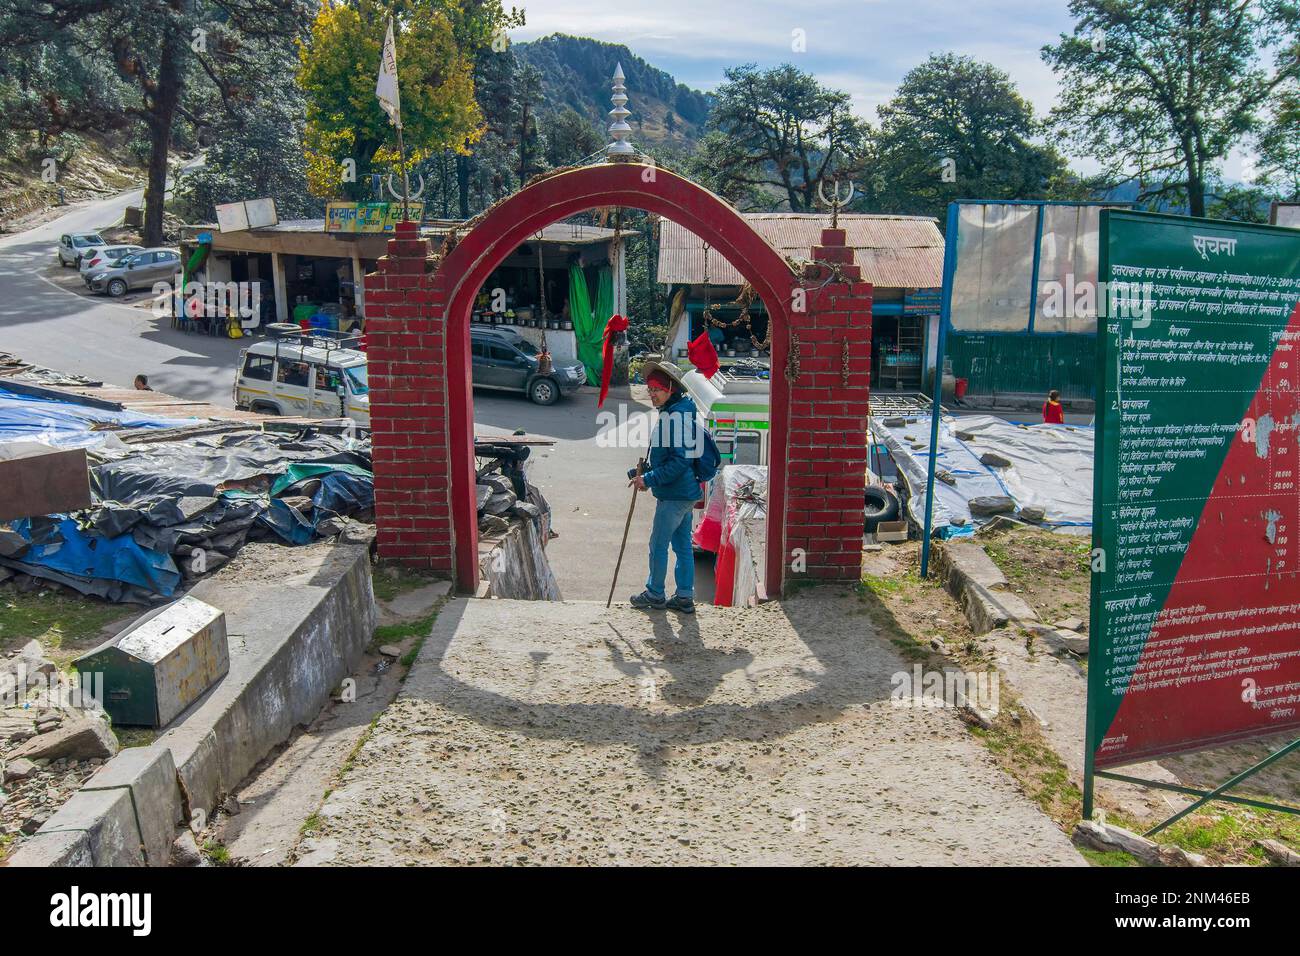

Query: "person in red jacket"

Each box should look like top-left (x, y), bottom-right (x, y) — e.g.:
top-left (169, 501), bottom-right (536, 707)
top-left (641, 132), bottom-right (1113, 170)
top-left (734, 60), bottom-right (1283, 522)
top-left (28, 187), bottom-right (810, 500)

top-left (1042, 389), bottom-right (1065, 424)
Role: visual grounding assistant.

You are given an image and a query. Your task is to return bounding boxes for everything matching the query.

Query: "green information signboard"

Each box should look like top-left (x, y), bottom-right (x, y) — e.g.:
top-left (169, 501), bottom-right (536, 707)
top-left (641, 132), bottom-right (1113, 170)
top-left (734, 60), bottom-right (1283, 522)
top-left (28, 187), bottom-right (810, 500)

top-left (1086, 210), bottom-right (1300, 822)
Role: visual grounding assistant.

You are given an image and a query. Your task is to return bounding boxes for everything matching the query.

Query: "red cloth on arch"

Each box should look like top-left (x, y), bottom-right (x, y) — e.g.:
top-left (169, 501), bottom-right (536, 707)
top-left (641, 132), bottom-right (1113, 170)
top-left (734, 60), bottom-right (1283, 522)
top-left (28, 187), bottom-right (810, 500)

top-left (598, 314), bottom-right (630, 408)
top-left (687, 328), bottom-right (720, 379)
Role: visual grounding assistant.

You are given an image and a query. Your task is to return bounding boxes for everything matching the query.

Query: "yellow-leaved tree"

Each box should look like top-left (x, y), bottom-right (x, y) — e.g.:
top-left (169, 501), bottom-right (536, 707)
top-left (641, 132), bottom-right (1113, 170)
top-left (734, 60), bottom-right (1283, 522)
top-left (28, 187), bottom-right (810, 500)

top-left (298, 0), bottom-right (518, 199)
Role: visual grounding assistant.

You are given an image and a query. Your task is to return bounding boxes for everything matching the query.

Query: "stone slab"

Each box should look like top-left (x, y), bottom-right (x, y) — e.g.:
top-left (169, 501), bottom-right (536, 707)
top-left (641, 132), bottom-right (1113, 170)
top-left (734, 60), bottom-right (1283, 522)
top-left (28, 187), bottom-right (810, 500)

top-left (6, 829), bottom-right (94, 867)
top-left (34, 787), bottom-right (144, 866)
top-left (82, 745), bottom-right (183, 866)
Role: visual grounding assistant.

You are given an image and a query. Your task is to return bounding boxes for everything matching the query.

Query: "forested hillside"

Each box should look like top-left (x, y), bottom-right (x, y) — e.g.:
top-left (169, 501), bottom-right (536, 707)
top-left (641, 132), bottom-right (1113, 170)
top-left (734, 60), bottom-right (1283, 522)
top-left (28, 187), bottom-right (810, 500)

top-left (514, 34), bottom-right (711, 146)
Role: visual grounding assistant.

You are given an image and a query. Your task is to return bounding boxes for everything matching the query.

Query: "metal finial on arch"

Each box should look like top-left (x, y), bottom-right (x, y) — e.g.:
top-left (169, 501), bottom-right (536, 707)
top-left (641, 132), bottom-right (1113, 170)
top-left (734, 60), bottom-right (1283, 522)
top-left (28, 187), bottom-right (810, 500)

top-left (817, 177), bottom-right (855, 229)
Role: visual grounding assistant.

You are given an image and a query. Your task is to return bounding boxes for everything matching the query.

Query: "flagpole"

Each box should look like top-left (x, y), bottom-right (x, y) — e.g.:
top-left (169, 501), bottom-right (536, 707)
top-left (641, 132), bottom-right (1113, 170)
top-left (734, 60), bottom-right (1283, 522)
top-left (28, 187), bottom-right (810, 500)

top-left (396, 121), bottom-right (411, 223)
top-left (377, 15), bottom-right (410, 223)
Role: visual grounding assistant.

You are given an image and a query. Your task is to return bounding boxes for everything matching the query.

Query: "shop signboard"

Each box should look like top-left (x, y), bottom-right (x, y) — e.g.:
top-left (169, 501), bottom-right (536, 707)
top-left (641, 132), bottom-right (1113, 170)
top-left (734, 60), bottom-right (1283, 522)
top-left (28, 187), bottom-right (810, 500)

top-left (325, 201), bottom-right (425, 234)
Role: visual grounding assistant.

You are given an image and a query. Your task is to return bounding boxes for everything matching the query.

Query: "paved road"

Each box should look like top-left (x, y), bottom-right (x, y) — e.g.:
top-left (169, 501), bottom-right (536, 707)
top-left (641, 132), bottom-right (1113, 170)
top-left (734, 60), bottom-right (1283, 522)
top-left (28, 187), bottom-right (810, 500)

top-left (0, 177), bottom-right (250, 403)
top-left (477, 386), bottom-right (717, 602)
top-left (0, 194), bottom-right (712, 601)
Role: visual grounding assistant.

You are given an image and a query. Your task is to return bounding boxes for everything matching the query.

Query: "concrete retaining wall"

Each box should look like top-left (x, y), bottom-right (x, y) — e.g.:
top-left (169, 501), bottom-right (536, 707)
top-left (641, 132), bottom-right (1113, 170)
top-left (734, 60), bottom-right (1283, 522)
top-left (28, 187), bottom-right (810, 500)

top-left (9, 538), bottom-right (377, 867)
top-left (166, 539), bottom-right (377, 823)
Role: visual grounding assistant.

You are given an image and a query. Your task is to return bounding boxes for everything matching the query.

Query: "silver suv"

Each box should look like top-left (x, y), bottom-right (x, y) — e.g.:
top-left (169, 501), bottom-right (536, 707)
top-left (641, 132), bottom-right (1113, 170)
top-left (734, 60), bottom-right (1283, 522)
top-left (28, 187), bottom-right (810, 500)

top-left (87, 247), bottom-right (182, 297)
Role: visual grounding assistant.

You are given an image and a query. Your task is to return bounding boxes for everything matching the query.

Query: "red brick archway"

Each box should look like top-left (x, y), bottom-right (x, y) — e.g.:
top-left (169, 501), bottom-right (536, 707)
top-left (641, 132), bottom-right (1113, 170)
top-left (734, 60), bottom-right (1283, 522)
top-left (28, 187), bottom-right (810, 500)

top-left (365, 162), bottom-right (873, 597)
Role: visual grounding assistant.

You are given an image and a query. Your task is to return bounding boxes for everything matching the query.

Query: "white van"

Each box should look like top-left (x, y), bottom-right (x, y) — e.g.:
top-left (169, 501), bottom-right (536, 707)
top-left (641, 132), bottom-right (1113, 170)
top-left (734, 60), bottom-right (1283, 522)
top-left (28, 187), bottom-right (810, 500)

top-left (682, 367), bottom-right (772, 468)
top-left (682, 366), bottom-right (900, 493)
top-left (233, 333), bottom-right (370, 426)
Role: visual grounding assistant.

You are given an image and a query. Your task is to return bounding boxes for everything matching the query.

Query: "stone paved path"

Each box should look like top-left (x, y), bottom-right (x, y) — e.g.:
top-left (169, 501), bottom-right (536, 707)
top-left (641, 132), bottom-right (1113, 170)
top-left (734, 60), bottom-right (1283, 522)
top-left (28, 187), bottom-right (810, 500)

top-left (299, 594), bottom-right (1082, 866)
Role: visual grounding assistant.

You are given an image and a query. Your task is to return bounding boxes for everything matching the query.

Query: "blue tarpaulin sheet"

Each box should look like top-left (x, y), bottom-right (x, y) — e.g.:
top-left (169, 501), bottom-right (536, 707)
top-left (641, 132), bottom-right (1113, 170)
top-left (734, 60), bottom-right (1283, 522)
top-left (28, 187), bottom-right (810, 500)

top-left (6, 516), bottom-right (181, 596)
top-left (0, 385), bottom-right (197, 449)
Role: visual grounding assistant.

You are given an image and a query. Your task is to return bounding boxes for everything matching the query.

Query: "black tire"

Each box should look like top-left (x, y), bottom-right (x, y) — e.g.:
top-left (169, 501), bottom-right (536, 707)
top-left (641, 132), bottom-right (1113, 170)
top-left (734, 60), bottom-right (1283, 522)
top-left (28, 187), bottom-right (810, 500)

top-left (863, 485), bottom-right (901, 532)
top-left (250, 401), bottom-right (281, 416)
top-left (59, 255), bottom-right (70, 268)
top-left (529, 377), bottom-right (559, 406)
top-left (107, 278), bottom-right (128, 298)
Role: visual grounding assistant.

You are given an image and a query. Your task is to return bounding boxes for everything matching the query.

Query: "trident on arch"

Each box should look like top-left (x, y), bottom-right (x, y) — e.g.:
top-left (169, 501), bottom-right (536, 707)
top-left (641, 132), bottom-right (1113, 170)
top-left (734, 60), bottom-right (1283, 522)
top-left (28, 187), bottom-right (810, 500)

top-left (817, 176), bottom-right (855, 229)
top-left (386, 171), bottom-right (426, 203)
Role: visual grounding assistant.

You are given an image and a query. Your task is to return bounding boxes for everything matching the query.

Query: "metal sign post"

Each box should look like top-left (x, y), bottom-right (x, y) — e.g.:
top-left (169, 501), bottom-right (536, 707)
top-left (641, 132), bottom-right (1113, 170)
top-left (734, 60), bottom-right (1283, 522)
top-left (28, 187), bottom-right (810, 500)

top-left (919, 202), bottom-right (959, 578)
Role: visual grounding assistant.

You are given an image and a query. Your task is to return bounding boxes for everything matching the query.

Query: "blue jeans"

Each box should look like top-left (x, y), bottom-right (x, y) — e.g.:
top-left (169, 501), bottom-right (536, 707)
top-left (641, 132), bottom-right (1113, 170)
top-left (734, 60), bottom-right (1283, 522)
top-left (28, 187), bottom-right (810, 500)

top-left (645, 497), bottom-right (696, 600)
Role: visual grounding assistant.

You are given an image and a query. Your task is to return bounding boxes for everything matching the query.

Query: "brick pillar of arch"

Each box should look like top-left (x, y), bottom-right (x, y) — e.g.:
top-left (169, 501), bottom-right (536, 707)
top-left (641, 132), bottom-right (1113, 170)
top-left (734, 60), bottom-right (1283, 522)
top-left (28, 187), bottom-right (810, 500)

top-left (783, 228), bottom-right (873, 581)
top-left (364, 221), bottom-right (455, 572)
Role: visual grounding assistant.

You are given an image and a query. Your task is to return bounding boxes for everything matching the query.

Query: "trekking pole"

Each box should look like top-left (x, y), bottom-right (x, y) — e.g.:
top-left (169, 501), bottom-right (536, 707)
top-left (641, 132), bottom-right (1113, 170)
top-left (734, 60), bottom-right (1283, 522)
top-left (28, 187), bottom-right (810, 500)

top-left (607, 457), bottom-right (647, 608)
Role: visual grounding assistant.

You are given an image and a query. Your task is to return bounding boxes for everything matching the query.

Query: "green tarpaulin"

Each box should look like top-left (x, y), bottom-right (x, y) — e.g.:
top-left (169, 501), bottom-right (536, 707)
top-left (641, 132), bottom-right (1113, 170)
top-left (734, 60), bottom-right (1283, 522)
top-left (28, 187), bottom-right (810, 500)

top-left (269, 462), bottom-right (373, 497)
top-left (569, 264), bottom-right (613, 383)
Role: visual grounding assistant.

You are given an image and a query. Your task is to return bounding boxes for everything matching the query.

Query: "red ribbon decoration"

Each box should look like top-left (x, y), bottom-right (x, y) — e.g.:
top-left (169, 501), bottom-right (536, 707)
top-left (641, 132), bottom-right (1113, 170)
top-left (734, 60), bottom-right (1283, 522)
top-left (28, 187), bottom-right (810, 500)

top-left (598, 313), bottom-right (630, 408)
top-left (687, 328), bottom-right (721, 379)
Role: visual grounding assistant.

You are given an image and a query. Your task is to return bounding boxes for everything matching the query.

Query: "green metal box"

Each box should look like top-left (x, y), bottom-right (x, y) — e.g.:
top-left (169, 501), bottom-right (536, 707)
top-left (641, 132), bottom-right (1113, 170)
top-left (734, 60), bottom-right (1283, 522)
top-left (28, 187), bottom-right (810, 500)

top-left (75, 596), bottom-right (229, 728)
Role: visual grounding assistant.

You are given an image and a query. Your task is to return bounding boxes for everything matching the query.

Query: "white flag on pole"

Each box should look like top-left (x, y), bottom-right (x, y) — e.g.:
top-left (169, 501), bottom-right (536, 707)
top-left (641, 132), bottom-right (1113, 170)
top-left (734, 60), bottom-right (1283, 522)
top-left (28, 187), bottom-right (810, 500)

top-left (376, 17), bottom-right (401, 128)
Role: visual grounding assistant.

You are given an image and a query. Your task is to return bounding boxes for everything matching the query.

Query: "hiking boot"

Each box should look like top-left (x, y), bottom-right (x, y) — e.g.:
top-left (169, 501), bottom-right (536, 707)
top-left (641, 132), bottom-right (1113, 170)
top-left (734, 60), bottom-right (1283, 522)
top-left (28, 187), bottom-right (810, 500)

top-left (630, 591), bottom-right (666, 610)
top-left (667, 595), bottom-right (695, 614)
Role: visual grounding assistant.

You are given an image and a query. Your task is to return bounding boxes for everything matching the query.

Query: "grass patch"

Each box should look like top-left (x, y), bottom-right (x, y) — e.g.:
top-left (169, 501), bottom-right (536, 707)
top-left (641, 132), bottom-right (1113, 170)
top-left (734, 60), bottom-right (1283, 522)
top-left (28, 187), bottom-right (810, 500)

top-left (399, 633), bottom-right (429, 669)
top-left (115, 728), bottom-right (158, 749)
top-left (1109, 805), bottom-right (1300, 866)
top-left (969, 706), bottom-right (1085, 825)
top-left (371, 563), bottom-right (444, 602)
top-left (290, 716), bottom-right (385, 864)
top-left (983, 532), bottom-right (1091, 583)
top-left (887, 635), bottom-right (931, 661)
top-left (373, 612), bottom-right (437, 645)
top-left (0, 587), bottom-right (136, 662)
top-left (338, 713), bottom-right (382, 781)
top-left (1077, 847), bottom-right (1139, 867)
top-left (202, 839), bottom-right (233, 866)
top-left (858, 573), bottom-right (914, 598)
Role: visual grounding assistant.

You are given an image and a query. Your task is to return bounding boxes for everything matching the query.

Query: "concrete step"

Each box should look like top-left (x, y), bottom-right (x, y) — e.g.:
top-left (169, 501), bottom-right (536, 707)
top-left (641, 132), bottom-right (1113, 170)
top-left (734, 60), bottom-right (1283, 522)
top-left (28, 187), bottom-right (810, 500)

top-left (932, 539), bottom-right (1038, 633)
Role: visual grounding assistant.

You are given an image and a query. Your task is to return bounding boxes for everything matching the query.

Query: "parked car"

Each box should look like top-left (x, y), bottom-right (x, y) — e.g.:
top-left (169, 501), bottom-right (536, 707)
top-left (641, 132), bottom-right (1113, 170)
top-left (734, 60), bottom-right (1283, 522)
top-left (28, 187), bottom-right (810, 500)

top-left (233, 333), bottom-right (370, 426)
top-left (470, 325), bottom-right (585, 405)
top-left (87, 247), bottom-right (182, 297)
top-left (79, 245), bottom-right (144, 283)
top-left (57, 232), bottom-right (108, 268)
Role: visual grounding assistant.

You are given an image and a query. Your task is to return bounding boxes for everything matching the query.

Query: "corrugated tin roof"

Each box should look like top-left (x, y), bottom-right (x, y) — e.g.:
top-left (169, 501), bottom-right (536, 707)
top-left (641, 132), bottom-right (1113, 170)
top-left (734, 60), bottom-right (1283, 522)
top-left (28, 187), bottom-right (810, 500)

top-left (187, 220), bottom-right (629, 247)
top-left (657, 213), bottom-right (944, 289)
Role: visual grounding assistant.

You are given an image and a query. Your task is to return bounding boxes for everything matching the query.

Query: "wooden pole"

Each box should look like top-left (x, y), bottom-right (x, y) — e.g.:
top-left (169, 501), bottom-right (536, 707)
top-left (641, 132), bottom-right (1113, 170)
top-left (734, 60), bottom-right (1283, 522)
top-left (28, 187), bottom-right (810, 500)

top-left (607, 458), bottom-right (647, 608)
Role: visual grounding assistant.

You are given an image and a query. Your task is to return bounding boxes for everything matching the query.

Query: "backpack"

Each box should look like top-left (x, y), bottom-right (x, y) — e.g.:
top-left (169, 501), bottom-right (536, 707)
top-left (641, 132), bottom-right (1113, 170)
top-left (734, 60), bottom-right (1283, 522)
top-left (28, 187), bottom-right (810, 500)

top-left (691, 423), bottom-right (722, 484)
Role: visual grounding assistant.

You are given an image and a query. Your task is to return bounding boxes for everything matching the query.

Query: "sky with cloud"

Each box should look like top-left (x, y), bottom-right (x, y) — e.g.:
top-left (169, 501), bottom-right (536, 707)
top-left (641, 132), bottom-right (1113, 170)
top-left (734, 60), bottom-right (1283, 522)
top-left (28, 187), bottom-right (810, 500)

top-left (512, 0), bottom-right (1259, 181)
top-left (515, 1), bottom-right (1075, 119)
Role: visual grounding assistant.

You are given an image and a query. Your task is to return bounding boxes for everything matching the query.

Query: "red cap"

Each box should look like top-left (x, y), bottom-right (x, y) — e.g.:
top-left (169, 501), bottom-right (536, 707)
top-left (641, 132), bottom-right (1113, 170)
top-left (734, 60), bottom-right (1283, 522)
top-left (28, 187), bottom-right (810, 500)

top-left (646, 369), bottom-right (672, 391)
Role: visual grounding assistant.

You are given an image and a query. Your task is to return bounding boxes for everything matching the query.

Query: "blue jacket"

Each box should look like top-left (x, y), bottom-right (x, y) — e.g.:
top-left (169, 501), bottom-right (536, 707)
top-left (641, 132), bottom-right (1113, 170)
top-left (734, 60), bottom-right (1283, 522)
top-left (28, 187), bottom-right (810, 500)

top-left (643, 393), bottom-right (703, 501)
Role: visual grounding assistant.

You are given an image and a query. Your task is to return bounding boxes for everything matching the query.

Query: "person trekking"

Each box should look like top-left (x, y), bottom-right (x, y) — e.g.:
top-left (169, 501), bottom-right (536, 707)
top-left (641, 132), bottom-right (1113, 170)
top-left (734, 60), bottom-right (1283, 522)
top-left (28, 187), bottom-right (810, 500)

top-left (628, 361), bottom-right (706, 614)
top-left (1042, 389), bottom-right (1065, 424)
